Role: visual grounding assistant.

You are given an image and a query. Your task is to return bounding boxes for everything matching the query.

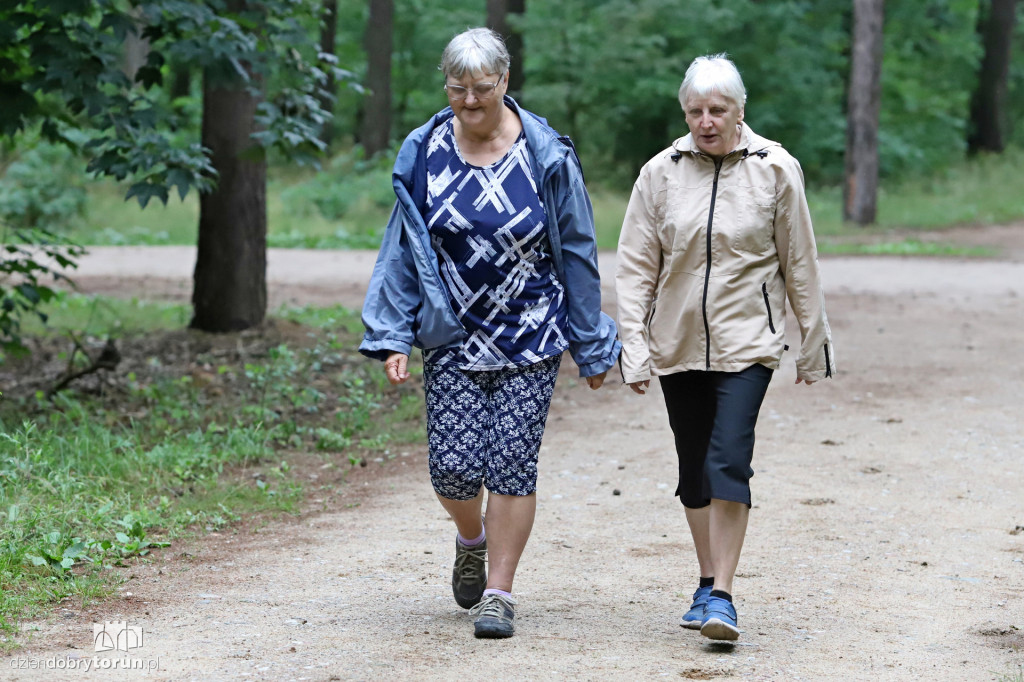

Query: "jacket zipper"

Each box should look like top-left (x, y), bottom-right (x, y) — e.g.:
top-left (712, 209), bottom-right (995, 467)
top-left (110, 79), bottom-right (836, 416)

top-left (761, 282), bottom-right (776, 334)
top-left (824, 343), bottom-right (832, 378)
top-left (701, 159), bottom-right (722, 370)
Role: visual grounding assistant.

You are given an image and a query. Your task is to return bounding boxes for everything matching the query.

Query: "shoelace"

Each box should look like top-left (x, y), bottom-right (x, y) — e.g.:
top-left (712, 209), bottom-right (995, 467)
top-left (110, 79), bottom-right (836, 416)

top-left (469, 593), bottom-right (515, 618)
top-left (454, 545), bottom-right (487, 579)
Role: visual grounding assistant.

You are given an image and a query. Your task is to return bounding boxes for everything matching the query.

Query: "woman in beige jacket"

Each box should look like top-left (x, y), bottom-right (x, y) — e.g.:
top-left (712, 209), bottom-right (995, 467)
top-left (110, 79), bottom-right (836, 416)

top-left (615, 54), bottom-right (834, 641)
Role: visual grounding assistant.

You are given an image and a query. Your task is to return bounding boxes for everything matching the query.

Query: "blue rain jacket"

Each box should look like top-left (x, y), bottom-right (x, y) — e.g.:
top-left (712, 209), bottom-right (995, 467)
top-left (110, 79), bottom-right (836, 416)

top-left (359, 96), bottom-right (620, 377)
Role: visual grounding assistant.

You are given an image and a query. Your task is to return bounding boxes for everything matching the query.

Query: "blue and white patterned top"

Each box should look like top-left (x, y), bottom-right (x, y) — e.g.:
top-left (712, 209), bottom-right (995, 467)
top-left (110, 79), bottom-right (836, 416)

top-left (422, 117), bottom-right (568, 370)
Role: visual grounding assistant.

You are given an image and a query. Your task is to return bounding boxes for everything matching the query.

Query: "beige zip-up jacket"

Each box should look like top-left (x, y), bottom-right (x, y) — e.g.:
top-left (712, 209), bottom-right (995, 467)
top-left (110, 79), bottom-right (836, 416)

top-left (615, 124), bottom-right (834, 384)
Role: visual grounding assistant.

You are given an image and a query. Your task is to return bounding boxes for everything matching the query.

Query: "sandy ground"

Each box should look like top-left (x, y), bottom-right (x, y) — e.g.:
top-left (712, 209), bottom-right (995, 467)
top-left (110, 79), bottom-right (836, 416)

top-left (4, 228), bottom-right (1024, 681)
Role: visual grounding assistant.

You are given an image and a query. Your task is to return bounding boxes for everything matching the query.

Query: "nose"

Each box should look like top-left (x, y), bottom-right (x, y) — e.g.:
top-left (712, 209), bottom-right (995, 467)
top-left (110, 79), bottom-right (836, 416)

top-left (463, 91), bottom-right (479, 104)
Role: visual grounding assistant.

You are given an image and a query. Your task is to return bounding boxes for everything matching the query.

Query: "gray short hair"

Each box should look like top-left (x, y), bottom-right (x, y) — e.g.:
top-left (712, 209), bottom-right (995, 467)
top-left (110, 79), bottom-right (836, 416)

top-left (439, 27), bottom-right (510, 79)
top-left (678, 53), bottom-right (746, 110)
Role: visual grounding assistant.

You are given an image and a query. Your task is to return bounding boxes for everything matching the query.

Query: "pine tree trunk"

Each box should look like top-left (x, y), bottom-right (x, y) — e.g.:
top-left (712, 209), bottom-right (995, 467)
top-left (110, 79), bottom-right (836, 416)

top-left (487, 0), bottom-right (525, 103)
top-left (318, 0), bottom-right (338, 147)
top-left (191, 68), bottom-right (267, 332)
top-left (359, 0), bottom-right (392, 158)
top-left (843, 0), bottom-right (885, 226)
top-left (968, 0), bottom-right (1017, 153)
top-left (169, 62), bottom-right (191, 100)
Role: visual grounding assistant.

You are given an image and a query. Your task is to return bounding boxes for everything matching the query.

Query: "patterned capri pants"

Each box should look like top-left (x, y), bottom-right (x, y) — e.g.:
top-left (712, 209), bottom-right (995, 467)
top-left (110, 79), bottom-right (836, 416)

top-left (422, 355), bottom-right (561, 501)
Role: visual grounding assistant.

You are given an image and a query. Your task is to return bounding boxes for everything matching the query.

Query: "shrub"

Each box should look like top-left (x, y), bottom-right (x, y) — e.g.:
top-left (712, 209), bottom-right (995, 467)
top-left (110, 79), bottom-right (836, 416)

top-left (0, 140), bottom-right (87, 232)
top-left (280, 148), bottom-right (395, 222)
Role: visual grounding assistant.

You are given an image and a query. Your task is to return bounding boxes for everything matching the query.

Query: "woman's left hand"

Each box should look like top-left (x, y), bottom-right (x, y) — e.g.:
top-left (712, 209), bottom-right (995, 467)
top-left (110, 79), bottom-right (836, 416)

top-left (585, 371), bottom-right (608, 390)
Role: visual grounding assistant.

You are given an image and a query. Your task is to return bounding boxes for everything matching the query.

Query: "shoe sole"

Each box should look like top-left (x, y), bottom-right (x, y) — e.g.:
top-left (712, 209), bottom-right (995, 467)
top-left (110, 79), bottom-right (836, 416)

top-left (700, 617), bottom-right (740, 641)
top-left (454, 591), bottom-right (485, 609)
top-left (680, 619), bottom-right (702, 630)
top-left (474, 624), bottom-right (514, 639)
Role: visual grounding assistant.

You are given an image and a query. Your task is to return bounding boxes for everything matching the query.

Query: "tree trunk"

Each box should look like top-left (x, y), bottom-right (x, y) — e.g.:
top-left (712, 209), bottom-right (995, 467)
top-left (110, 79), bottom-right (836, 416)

top-left (318, 0), bottom-right (338, 147)
top-left (121, 10), bottom-right (149, 84)
top-left (359, 0), bottom-right (392, 158)
top-left (487, 0), bottom-right (525, 103)
top-left (843, 0), bottom-right (885, 226)
top-left (968, 0), bottom-right (1017, 153)
top-left (169, 62), bottom-right (191, 100)
top-left (191, 68), bottom-right (267, 332)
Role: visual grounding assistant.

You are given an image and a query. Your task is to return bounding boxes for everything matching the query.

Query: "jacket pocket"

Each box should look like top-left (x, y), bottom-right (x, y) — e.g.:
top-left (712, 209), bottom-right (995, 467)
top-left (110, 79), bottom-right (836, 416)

top-left (644, 298), bottom-right (658, 329)
top-left (733, 186), bottom-right (776, 253)
top-left (761, 282), bottom-right (777, 334)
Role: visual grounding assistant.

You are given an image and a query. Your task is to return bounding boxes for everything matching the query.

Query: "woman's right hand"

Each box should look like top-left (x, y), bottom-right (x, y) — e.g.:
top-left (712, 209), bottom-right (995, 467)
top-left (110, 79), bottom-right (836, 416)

top-left (385, 352), bottom-right (411, 385)
top-left (627, 380), bottom-right (650, 395)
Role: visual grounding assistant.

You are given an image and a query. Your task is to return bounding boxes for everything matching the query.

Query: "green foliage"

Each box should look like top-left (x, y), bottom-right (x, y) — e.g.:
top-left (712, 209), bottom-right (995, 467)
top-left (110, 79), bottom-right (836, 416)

top-left (809, 145), bottom-right (1024, 235)
top-left (817, 239), bottom-right (996, 257)
top-left (1007, 3), bottom-right (1024, 146)
top-left (0, 296), bottom-right (424, 636)
top-left (277, 149), bottom-right (394, 247)
top-left (324, 0), bottom-right (1015, 187)
top-left (0, 227), bottom-right (85, 352)
top-left (18, 290), bottom-right (190, 337)
top-left (6, 0), bottom-right (1022, 249)
top-left (281, 149), bottom-right (394, 221)
top-left (879, 0), bottom-right (981, 176)
top-left (0, 0), bottom-right (359, 351)
top-left (0, 0), bottom-right (352, 206)
top-left (24, 531), bottom-right (89, 577)
top-left (65, 168), bottom-right (397, 250)
top-left (329, 0), bottom-right (482, 148)
top-left (588, 145), bottom-right (1024, 250)
top-left (0, 136), bottom-right (88, 231)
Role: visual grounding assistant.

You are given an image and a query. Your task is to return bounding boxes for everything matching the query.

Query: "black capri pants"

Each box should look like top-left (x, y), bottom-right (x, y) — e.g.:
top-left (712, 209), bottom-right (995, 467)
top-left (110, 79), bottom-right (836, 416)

top-left (659, 363), bottom-right (773, 508)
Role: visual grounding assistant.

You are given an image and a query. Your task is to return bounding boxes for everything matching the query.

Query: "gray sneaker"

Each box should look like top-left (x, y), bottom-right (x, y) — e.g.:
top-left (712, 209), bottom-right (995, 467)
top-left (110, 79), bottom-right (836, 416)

top-left (469, 592), bottom-right (516, 638)
top-left (452, 538), bottom-right (487, 608)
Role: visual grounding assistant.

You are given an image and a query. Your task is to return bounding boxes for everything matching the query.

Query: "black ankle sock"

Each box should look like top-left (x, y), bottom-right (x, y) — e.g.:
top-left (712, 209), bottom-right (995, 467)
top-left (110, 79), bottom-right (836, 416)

top-left (710, 589), bottom-right (733, 602)
top-left (699, 576), bottom-right (715, 588)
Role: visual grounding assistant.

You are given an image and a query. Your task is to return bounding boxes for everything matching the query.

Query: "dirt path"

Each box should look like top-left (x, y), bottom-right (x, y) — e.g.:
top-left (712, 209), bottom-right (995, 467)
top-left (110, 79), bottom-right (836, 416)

top-left (5, 232), bottom-right (1024, 681)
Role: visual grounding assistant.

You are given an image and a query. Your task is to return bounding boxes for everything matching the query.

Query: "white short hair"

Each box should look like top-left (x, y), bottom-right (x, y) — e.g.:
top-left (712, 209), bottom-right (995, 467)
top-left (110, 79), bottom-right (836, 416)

top-left (439, 27), bottom-right (510, 79)
top-left (678, 53), bottom-right (747, 110)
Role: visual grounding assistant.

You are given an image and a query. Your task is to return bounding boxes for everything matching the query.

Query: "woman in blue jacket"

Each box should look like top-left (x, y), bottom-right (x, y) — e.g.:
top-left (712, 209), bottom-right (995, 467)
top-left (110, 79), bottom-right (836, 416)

top-left (360, 27), bottom-right (619, 639)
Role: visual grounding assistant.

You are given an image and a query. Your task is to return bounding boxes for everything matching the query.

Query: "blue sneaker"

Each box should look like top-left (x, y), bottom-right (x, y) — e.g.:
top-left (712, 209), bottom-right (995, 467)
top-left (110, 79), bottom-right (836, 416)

top-left (680, 585), bottom-right (712, 630)
top-left (700, 595), bottom-right (740, 641)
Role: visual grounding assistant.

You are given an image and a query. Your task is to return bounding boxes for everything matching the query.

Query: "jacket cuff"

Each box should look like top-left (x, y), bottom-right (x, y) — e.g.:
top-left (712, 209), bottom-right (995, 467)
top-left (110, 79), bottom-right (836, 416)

top-left (575, 339), bottom-right (622, 378)
top-left (796, 367), bottom-right (833, 382)
top-left (621, 366), bottom-right (652, 384)
top-left (359, 335), bottom-right (412, 362)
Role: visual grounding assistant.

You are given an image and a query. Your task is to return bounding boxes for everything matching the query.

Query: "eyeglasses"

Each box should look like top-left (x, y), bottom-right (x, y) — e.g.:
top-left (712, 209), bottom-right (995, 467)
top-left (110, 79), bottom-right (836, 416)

top-left (443, 73), bottom-right (505, 101)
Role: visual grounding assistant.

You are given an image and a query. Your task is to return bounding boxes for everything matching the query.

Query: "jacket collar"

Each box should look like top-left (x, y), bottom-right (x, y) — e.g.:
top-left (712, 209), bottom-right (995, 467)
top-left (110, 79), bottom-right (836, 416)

top-left (393, 96), bottom-right (569, 198)
top-left (672, 122), bottom-right (778, 159)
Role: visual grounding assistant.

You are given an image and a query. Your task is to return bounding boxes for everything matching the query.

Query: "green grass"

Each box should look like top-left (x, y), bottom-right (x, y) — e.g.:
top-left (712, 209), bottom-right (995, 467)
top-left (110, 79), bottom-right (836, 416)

top-left (0, 294), bottom-right (425, 646)
top-left (994, 664), bottom-right (1024, 682)
top-left (816, 240), bottom-right (997, 258)
top-left (591, 189), bottom-right (629, 250)
top-left (73, 151), bottom-right (395, 249)
top-left (64, 146), bottom-right (1024, 256)
top-left (809, 149), bottom-right (1024, 236)
top-left (588, 147), bottom-right (1024, 252)
top-left (20, 291), bottom-right (191, 336)
top-left (80, 174), bottom-right (369, 248)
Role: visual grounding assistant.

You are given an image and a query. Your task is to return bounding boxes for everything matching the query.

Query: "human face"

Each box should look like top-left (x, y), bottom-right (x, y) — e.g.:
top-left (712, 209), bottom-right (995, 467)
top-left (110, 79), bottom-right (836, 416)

top-left (446, 71), bottom-right (507, 135)
top-left (684, 91), bottom-right (744, 159)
